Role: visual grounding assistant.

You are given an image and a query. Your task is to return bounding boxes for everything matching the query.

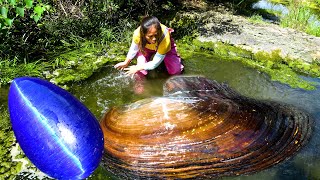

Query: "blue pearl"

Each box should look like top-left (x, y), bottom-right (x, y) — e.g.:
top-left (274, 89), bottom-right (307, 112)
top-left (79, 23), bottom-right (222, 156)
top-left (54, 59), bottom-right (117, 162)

top-left (8, 77), bottom-right (104, 179)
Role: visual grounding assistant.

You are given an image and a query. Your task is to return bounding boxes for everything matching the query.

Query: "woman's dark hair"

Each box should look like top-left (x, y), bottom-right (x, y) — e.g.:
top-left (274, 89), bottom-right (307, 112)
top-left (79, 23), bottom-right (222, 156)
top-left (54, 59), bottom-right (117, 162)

top-left (139, 16), bottom-right (162, 54)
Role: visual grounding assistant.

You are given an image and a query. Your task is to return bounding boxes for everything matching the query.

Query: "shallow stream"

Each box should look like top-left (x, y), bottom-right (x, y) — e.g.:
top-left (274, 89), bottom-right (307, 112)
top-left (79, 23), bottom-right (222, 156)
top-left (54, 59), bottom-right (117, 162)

top-left (1, 49), bottom-right (319, 179)
top-left (66, 55), bottom-right (320, 179)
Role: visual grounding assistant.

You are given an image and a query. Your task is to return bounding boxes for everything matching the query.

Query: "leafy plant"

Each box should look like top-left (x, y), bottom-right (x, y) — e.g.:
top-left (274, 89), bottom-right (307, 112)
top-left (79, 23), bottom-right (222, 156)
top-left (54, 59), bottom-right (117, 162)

top-left (0, 0), bottom-right (51, 61)
top-left (0, 0), bottom-right (50, 29)
top-left (169, 13), bottom-right (199, 41)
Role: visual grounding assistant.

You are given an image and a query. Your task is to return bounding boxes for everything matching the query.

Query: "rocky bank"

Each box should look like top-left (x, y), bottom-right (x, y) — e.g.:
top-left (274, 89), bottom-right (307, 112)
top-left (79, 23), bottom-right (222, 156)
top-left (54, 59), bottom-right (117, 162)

top-left (180, 2), bottom-right (320, 64)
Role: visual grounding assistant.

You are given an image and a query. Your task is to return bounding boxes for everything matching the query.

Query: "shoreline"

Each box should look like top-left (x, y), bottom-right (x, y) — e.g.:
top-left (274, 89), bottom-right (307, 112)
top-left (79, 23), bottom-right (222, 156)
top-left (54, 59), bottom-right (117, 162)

top-left (180, 2), bottom-right (320, 64)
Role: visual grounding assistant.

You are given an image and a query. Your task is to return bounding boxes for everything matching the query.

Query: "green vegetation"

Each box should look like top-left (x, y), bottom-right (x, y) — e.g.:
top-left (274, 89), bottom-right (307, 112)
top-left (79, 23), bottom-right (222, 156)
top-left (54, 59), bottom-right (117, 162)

top-left (47, 41), bottom-right (127, 86)
top-left (0, 0), bottom-right (320, 178)
top-left (178, 39), bottom-right (319, 90)
top-left (0, 0), bottom-right (51, 60)
top-left (0, 107), bottom-right (21, 180)
top-left (280, 0), bottom-right (320, 36)
top-left (0, 0), bottom-right (50, 29)
top-left (0, 0), bottom-right (182, 87)
top-left (248, 14), bottom-right (266, 23)
top-left (251, 0), bottom-right (320, 37)
top-left (0, 58), bottom-right (48, 86)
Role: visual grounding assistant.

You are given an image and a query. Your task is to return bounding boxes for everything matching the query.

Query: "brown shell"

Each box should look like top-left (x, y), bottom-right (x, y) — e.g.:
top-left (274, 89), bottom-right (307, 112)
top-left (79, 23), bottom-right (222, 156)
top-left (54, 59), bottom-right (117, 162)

top-left (100, 76), bottom-right (313, 179)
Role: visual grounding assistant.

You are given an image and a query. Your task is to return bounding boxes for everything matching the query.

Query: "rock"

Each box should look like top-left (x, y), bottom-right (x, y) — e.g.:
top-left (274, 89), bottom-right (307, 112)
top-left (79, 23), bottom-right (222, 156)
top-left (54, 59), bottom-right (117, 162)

top-left (182, 3), bottom-right (320, 64)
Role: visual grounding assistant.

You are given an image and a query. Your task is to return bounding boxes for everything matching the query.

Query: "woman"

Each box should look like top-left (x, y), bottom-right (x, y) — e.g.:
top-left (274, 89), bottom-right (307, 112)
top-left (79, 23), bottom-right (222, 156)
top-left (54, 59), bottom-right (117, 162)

top-left (114, 16), bottom-right (184, 77)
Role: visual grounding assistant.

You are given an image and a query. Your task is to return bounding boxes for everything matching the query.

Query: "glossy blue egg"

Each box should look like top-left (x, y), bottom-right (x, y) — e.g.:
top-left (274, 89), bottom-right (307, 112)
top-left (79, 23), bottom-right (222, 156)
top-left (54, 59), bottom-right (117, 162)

top-left (8, 77), bottom-right (104, 179)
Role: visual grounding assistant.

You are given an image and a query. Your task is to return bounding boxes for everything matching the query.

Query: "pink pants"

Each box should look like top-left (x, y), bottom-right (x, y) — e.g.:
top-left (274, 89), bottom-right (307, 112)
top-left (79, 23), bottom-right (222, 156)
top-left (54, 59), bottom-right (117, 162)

top-left (136, 38), bottom-right (184, 76)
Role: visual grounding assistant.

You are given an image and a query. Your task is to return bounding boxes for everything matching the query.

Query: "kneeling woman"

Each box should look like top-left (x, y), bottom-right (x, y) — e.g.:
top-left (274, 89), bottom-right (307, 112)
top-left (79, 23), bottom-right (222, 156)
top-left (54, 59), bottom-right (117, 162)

top-left (114, 16), bottom-right (184, 77)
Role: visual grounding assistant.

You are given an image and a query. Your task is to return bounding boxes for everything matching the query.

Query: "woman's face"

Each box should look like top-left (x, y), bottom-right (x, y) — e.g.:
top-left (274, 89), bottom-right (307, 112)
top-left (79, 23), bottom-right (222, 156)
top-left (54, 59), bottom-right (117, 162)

top-left (145, 25), bottom-right (157, 44)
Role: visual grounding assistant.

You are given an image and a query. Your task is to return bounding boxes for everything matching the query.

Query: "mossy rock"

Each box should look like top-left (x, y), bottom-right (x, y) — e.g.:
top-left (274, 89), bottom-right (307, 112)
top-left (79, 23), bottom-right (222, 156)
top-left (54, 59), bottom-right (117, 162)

top-left (177, 39), bottom-right (318, 90)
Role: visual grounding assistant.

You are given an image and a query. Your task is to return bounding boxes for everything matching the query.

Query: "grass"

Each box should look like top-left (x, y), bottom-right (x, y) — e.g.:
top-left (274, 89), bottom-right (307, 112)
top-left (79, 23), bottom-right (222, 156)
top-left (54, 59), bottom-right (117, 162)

top-left (0, 40), bottom-right (129, 87)
top-left (249, 14), bottom-right (266, 23)
top-left (0, 2), bottom-right (319, 178)
top-left (269, 0), bottom-right (320, 36)
top-left (0, 107), bottom-right (23, 180)
top-left (0, 58), bottom-right (49, 87)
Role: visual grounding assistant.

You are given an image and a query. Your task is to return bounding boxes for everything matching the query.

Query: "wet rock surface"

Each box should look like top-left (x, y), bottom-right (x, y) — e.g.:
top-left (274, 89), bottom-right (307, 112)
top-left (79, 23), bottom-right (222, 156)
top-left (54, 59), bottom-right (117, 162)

top-left (182, 4), bottom-right (320, 63)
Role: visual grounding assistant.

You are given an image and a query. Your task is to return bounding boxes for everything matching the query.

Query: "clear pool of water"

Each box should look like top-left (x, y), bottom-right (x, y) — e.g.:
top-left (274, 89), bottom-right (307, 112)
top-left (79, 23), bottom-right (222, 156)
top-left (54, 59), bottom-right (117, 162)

top-left (67, 56), bottom-right (320, 180)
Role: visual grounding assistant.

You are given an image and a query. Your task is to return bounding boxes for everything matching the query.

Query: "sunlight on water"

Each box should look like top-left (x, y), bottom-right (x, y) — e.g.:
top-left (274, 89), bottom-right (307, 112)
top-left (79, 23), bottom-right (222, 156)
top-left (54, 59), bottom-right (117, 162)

top-left (99, 75), bottom-right (313, 179)
top-left (2, 55), bottom-right (320, 179)
top-left (71, 56), bottom-right (320, 180)
top-left (252, 0), bottom-right (289, 15)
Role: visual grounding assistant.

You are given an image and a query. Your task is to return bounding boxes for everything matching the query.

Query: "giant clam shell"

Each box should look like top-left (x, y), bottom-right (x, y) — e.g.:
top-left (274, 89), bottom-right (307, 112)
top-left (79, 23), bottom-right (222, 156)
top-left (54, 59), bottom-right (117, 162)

top-left (100, 76), bottom-right (313, 179)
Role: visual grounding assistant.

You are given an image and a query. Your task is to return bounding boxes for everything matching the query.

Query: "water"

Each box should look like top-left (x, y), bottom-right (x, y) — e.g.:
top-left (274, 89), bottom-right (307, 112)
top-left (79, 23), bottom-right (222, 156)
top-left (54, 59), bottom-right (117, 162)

top-left (66, 56), bottom-right (320, 180)
top-left (252, 0), bottom-right (289, 15)
top-left (252, 0), bottom-right (320, 28)
top-left (2, 54), bottom-right (320, 179)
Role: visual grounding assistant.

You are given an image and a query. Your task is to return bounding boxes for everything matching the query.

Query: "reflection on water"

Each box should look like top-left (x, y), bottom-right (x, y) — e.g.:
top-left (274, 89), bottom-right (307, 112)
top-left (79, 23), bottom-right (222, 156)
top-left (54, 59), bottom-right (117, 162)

top-left (69, 66), bottom-right (168, 118)
top-left (68, 56), bottom-right (320, 180)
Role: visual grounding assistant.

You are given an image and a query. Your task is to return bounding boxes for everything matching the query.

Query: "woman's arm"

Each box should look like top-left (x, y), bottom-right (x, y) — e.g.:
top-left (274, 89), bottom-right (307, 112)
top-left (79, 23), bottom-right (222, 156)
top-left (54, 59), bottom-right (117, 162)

top-left (124, 52), bottom-right (165, 75)
top-left (126, 41), bottom-right (139, 60)
top-left (144, 53), bottom-right (165, 70)
top-left (114, 41), bottom-right (139, 70)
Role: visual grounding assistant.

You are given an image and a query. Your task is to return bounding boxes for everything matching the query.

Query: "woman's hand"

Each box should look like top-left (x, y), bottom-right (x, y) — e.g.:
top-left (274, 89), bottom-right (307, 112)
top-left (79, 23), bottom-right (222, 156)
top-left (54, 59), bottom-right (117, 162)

top-left (124, 65), bottom-right (144, 76)
top-left (114, 61), bottom-right (129, 70)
